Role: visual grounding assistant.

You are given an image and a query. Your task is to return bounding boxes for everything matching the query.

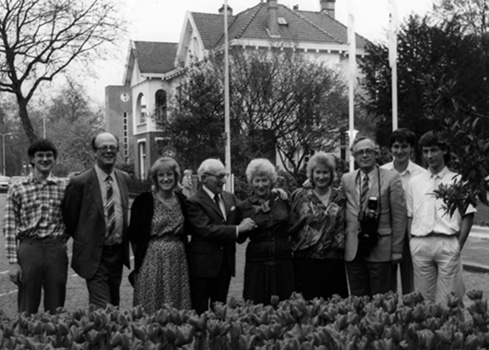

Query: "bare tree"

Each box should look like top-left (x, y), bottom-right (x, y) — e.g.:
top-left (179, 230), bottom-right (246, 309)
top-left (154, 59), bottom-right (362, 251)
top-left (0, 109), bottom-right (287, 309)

top-left (0, 0), bottom-right (125, 143)
top-left (433, 0), bottom-right (489, 35)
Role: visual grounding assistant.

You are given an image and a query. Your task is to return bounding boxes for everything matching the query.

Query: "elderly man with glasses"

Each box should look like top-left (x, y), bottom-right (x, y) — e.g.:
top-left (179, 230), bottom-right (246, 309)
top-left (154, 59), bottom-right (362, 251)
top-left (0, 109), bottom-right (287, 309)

top-left (185, 158), bottom-right (256, 314)
top-left (62, 132), bottom-right (131, 309)
top-left (342, 136), bottom-right (407, 296)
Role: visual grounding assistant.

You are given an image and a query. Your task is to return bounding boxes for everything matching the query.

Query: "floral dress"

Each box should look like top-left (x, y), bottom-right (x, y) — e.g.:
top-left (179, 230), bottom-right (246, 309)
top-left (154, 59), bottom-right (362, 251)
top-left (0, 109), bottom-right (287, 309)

top-left (133, 195), bottom-right (191, 313)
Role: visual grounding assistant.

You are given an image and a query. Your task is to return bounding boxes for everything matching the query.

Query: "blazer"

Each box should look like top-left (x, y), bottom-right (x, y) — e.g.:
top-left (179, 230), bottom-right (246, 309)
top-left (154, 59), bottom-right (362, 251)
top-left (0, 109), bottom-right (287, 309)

top-left (341, 167), bottom-right (406, 262)
top-left (185, 188), bottom-right (239, 279)
top-left (62, 167), bottom-right (131, 279)
top-left (128, 190), bottom-right (188, 274)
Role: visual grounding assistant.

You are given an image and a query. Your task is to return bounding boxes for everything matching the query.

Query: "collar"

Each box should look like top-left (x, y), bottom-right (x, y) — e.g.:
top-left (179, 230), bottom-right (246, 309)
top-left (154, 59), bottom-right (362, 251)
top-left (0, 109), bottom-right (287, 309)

top-left (202, 185), bottom-right (217, 200)
top-left (27, 172), bottom-right (57, 184)
top-left (358, 167), bottom-right (376, 181)
top-left (430, 166), bottom-right (449, 179)
top-left (396, 160), bottom-right (416, 176)
top-left (95, 164), bottom-right (115, 182)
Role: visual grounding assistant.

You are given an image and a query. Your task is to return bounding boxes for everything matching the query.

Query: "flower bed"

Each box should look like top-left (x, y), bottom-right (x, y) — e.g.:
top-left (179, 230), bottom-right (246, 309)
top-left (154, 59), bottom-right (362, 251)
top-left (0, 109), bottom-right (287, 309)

top-left (0, 291), bottom-right (488, 349)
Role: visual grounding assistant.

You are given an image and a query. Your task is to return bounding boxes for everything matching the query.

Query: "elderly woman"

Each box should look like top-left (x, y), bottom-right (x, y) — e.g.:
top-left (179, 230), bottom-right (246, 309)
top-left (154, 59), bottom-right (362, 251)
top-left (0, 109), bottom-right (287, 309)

top-left (290, 152), bottom-right (348, 299)
top-left (128, 157), bottom-right (191, 313)
top-left (237, 158), bottom-right (295, 305)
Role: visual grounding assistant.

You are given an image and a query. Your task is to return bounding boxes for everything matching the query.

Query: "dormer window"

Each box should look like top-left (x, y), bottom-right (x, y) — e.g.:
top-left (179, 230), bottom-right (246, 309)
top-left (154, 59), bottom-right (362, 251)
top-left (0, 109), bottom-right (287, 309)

top-left (278, 17), bottom-right (288, 26)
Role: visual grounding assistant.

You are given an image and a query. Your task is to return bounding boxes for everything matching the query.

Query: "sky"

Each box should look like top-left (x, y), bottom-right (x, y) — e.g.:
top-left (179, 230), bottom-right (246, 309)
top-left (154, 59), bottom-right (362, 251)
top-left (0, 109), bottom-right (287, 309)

top-left (85, 0), bottom-right (434, 104)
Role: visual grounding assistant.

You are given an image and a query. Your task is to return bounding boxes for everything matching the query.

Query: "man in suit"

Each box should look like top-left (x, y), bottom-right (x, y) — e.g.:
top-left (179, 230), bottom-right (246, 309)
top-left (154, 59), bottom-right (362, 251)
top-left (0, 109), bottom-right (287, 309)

top-left (342, 136), bottom-right (407, 296)
top-left (62, 132), bottom-right (131, 308)
top-left (186, 158), bottom-right (255, 314)
top-left (381, 128), bottom-right (426, 294)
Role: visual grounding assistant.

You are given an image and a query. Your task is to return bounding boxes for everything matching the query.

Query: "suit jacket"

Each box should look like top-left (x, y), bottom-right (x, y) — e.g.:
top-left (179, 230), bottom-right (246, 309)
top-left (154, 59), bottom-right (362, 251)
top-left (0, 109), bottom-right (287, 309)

top-left (341, 167), bottom-right (406, 262)
top-left (62, 167), bottom-right (131, 279)
top-left (186, 188), bottom-right (239, 279)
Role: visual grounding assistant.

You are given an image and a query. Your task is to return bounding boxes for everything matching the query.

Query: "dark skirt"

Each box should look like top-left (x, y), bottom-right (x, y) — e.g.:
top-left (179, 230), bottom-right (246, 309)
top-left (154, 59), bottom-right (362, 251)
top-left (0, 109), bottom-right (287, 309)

top-left (243, 259), bottom-right (294, 305)
top-left (293, 257), bottom-right (348, 300)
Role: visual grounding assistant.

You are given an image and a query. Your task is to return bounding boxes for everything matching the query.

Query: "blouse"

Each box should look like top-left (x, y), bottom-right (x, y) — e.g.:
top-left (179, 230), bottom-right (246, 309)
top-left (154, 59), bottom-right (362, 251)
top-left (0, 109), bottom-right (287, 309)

top-left (290, 186), bottom-right (346, 260)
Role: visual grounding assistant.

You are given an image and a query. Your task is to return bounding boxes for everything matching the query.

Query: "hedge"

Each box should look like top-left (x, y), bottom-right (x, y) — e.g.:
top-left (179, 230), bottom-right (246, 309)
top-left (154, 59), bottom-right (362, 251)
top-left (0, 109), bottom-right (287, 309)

top-left (0, 290), bottom-right (488, 349)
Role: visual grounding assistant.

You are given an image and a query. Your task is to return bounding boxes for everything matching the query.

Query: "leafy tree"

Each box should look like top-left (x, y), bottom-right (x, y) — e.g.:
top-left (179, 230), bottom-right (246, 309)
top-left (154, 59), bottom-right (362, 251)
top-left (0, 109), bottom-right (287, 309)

top-left (360, 13), bottom-right (489, 214)
top-left (359, 15), bottom-right (489, 161)
top-left (166, 49), bottom-right (349, 182)
top-left (0, 0), bottom-right (125, 143)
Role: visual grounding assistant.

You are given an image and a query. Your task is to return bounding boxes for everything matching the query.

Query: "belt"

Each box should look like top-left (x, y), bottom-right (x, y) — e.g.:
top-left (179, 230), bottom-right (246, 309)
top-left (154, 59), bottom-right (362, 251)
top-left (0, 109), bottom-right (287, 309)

top-left (418, 232), bottom-right (456, 238)
top-left (20, 236), bottom-right (67, 244)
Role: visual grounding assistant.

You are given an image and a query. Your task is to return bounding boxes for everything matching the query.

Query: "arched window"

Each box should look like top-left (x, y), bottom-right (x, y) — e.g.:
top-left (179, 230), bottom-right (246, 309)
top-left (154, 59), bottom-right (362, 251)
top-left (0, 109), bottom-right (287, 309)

top-left (136, 93), bottom-right (147, 124)
top-left (155, 90), bottom-right (167, 124)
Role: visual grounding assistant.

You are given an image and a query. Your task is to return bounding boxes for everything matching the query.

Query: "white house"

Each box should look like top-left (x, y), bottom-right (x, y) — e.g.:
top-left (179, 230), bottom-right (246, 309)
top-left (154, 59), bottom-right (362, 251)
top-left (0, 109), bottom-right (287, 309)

top-left (105, 0), bottom-right (368, 179)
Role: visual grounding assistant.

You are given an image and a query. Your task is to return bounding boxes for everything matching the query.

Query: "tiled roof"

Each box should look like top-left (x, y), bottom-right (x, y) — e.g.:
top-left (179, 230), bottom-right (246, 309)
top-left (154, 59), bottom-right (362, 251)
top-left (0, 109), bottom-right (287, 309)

top-left (297, 10), bottom-right (368, 49)
top-left (191, 13), bottom-right (230, 49)
top-left (133, 41), bottom-right (178, 74)
top-left (191, 3), bottom-right (368, 49)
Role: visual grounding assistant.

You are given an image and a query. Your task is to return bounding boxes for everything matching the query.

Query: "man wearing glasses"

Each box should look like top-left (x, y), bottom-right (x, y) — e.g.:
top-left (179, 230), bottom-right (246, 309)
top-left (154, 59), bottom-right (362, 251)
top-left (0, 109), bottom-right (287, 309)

top-left (342, 136), bottom-right (406, 296)
top-left (4, 139), bottom-right (69, 314)
top-left (186, 158), bottom-right (256, 314)
top-left (62, 132), bottom-right (131, 308)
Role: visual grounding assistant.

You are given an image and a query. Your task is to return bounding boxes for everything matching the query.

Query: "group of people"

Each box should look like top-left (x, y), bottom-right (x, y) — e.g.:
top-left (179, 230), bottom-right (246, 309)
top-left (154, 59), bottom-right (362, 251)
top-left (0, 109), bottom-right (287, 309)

top-left (3, 128), bottom-right (474, 315)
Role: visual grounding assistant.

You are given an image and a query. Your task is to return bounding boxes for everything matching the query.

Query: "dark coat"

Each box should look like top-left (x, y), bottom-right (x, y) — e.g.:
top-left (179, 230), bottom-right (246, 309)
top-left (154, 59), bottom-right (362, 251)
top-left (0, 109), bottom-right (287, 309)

top-left (185, 188), bottom-right (239, 278)
top-left (62, 167), bottom-right (131, 279)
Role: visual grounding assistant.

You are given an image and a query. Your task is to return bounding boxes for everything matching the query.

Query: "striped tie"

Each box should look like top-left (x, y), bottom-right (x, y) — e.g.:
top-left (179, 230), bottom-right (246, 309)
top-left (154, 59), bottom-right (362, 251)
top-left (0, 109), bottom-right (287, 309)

top-left (106, 176), bottom-right (116, 239)
top-left (361, 174), bottom-right (369, 211)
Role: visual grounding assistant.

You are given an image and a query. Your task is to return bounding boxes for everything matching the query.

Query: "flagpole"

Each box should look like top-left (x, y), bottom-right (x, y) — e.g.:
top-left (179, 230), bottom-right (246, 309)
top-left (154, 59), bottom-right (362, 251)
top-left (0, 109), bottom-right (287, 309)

top-left (347, 0), bottom-right (356, 171)
top-left (224, 0), bottom-right (232, 191)
top-left (389, 0), bottom-right (398, 131)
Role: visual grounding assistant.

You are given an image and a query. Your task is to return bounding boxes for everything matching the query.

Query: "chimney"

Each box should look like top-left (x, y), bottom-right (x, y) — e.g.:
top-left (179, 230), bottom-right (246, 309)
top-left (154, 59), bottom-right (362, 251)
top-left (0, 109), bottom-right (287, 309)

top-left (218, 4), bottom-right (233, 16)
top-left (293, 4), bottom-right (299, 11)
top-left (320, 0), bottom-right (335, 18)
top-left (267, 0), bottom-right (279, 36)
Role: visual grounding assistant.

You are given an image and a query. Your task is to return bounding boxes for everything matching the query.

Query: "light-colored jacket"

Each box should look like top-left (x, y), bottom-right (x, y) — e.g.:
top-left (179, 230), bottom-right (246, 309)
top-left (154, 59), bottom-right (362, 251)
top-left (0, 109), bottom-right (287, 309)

top-left (341, 167), bottom-right (407, 262)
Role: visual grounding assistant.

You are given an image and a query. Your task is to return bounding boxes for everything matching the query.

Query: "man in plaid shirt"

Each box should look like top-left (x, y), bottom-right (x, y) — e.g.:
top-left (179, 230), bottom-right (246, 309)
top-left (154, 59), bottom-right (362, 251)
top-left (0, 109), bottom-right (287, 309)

top-left (3, 139), bottom-right (69, 314)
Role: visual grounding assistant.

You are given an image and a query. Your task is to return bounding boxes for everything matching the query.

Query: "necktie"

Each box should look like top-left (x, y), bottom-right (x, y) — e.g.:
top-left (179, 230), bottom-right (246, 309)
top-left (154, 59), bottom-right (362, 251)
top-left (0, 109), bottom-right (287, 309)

top-left (106, 176), bottom-right (116, 238)
top-left (214, 194), bottom-right (223, 215)
top-left (361, 174), bottom-right (369, 211)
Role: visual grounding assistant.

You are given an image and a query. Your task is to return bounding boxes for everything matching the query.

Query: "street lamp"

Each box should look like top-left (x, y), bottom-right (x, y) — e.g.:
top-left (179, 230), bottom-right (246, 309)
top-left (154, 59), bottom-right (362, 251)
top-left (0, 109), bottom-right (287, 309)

top-left (0, 132), bottom-right (13, 176)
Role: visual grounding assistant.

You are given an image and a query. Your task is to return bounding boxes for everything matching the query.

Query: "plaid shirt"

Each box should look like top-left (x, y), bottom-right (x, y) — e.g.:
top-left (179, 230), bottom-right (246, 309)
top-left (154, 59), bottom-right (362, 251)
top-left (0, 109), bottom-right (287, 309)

top-left (3, 173), bottom-right (69, 264)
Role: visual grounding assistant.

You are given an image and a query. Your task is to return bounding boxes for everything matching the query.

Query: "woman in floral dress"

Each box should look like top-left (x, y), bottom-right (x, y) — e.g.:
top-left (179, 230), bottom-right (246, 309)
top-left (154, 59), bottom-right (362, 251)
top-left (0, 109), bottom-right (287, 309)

top-left (129, 157), bottom-right (191, 313)
top-left (290, 151), bottom-right (348, 300)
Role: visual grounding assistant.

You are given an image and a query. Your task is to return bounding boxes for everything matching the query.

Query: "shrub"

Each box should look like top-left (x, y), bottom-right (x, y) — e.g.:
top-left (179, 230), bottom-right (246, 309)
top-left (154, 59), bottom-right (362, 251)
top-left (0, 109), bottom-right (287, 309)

top-left (0, 291), bottom-right (488, 349)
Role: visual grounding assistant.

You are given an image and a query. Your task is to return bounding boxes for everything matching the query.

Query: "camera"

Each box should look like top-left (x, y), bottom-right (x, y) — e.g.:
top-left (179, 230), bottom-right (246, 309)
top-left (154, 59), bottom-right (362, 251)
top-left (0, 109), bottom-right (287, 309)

top-left (360, 197), bottom-right (379, 223)
top-left (358, 197), bottom-right (380, 252)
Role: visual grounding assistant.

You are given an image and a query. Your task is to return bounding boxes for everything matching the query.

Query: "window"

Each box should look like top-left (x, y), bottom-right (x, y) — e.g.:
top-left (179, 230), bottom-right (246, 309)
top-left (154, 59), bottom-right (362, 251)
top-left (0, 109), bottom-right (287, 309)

top-left (137, 93), bottom-right (147, 124)
top-left (155, 90), bottom-right (167, 125)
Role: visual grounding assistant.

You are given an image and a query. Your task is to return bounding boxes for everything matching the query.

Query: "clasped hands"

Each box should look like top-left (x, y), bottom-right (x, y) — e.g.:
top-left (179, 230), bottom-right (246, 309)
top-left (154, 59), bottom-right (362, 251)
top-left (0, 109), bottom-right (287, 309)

top-left (238, 218), bottom-right (257, 233)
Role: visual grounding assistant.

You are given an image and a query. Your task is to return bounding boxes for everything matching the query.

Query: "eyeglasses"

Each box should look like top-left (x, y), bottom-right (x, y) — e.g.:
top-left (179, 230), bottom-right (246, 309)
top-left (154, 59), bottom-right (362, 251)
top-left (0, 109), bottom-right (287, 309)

top-left (205, 172), bottom-right (228, 180)
top-left (96, 145), bottom-right (118, 152)
top-left (34, 152), bottom-right (55, 159)
top-left (354, 148), bottom-right (376, 156)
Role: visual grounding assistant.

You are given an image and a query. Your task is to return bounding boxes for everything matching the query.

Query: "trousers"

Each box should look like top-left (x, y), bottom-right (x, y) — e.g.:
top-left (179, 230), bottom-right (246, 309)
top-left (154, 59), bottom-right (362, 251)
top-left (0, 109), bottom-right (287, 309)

top-left (18, 237), bottom-right (68, 314)
top-left (410, 235), bottom-right (465, 305)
